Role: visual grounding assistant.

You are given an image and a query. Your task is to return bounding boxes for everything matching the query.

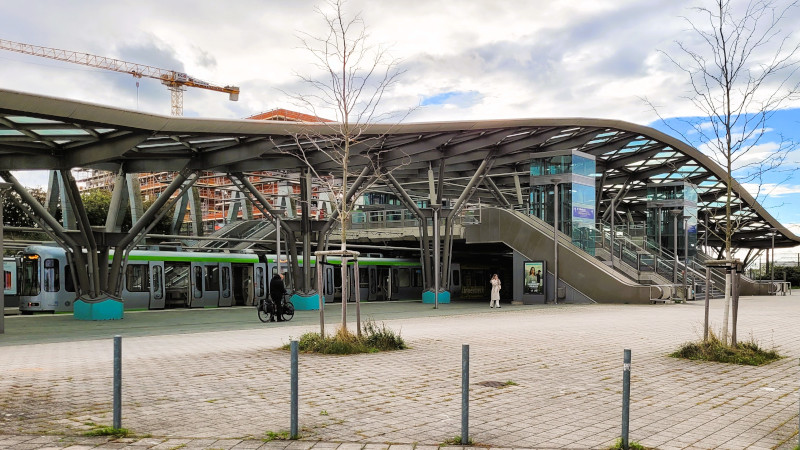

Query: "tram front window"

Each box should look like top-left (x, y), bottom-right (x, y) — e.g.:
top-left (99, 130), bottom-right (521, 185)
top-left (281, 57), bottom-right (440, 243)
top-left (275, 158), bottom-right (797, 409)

top-left (20, 256), bottom-right (40, 296)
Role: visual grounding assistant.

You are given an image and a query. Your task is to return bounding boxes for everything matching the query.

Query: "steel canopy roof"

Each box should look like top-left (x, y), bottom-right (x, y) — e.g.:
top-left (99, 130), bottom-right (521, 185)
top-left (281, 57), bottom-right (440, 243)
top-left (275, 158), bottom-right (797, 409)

top-left (0, 87), bottom-right (796, 249)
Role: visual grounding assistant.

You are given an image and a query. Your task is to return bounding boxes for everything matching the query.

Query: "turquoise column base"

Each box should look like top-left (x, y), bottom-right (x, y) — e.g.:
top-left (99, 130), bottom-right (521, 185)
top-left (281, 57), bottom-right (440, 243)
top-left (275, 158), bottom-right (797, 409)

top-left (422, 289), bottom-right (450, 304)
top-left (291, 293), bottom-right (321, 311)
top-left (74, 297), bottom-right (124, 320)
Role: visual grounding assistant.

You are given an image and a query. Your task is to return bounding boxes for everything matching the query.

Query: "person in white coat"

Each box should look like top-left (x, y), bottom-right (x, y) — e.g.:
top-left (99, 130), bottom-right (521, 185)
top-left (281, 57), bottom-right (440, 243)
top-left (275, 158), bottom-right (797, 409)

top-left (490, 274), bottom-right (501, 308)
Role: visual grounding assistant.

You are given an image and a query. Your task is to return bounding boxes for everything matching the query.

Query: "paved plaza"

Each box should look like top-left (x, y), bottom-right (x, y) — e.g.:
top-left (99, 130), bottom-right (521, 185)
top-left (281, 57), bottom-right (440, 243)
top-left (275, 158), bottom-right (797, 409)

top-left (0, 296), bottom-right (798, 449)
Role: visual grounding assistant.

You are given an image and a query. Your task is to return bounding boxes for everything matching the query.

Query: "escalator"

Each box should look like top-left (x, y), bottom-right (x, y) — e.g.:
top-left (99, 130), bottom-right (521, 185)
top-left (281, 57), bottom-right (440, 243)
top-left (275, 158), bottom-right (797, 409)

top-left (465, 207), bottom-right (652, 303)
top-left (190, 220), bottom-right (277, 251)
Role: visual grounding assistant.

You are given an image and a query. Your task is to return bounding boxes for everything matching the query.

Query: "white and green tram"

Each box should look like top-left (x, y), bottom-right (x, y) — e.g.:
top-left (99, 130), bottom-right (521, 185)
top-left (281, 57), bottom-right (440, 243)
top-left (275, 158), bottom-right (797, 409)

top-left (17, 245), bottom-right (440, 313)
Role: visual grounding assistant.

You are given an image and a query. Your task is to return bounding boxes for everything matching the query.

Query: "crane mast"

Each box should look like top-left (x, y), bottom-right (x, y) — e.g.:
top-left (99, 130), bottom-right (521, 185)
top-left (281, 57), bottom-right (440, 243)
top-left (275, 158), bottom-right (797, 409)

top-left (0, 38), bottom-right (240, 116)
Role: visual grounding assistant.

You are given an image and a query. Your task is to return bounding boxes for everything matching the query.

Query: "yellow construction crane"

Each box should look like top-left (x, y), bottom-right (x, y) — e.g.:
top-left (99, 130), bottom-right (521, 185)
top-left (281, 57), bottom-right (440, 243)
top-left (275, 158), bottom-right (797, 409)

top-left (0, 38), bottom-right (239, 116)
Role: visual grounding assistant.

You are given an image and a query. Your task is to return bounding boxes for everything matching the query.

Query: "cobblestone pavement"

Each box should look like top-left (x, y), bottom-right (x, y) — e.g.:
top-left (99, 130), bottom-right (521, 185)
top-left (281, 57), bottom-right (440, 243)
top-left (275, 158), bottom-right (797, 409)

top-left (0, 296), bottom-right (798, 449)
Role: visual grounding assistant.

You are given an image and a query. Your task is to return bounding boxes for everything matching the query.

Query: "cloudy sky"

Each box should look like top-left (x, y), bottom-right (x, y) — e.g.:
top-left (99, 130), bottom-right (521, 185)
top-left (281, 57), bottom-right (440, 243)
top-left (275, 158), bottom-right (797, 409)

top-left (2, 0), bottom-right (800, 261)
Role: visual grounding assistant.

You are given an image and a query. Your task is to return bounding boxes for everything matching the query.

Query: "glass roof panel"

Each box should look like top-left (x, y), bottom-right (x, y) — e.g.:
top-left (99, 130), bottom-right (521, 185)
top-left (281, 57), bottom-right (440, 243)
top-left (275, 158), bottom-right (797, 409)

top-left (32, 129), bottom-right (91, 136)
top-left (5, 116), bottom-right (64, 124)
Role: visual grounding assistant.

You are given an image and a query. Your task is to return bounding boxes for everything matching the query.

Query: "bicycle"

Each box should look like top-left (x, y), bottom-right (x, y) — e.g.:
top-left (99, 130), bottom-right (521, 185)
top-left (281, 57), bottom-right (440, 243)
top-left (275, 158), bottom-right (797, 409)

top-left (257, 294), bottom-right (294, 323)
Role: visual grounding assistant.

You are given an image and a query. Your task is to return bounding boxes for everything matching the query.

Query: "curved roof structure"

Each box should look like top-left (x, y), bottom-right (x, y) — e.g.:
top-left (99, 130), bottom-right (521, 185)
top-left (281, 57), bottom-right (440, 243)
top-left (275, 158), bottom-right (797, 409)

top-left (0, 88), bottom-right (796, 249)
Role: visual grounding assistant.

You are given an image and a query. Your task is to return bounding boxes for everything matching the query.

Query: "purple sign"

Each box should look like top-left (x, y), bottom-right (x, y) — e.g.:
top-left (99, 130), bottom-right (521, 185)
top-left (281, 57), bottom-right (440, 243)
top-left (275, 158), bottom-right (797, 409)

top-left (572, 206), bottom-right (595, 219)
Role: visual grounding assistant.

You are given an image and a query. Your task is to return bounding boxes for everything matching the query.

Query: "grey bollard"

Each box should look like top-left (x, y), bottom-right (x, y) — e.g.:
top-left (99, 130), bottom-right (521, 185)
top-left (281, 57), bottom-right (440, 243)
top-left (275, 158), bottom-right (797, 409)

top-left (291, 340), bottom-right (299, 439)
top-left (621, 349), bottom-right (631, 450)
top-left (113, 335), bottom-right (122, 430)
top-left (461, 344), bottom-right (469, 444)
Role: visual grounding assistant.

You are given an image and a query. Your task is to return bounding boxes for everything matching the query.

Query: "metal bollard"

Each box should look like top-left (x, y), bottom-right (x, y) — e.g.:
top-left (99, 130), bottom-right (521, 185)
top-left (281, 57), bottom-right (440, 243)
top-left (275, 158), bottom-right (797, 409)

top-left (461, 344), bottom-right (469, 444)
top-left (291, 340), bottom-right (299, 439)
top-left (113, 335), bottom-right (122, 430)
top-left (621, 349), bottom-right (631, 450)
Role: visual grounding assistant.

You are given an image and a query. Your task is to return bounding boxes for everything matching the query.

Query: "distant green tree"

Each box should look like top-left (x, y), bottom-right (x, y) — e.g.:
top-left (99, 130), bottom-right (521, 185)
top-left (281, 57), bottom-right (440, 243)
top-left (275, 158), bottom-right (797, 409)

top-left (81, 189), bottom-right (114, 227)
top-left (141, 198), bottom-right (175, 236)
top-left (81, 189), bottom-right (174, 235)
top-left (2, 188), bottom-right (51, 227)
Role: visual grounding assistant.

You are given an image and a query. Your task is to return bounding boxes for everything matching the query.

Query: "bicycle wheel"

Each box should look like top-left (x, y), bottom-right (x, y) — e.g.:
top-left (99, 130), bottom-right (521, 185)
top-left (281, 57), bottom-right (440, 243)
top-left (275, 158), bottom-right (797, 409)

top-left (282, 301), bottom-right (295, 321)
top-left (257, 300), bottom-right (271, 323)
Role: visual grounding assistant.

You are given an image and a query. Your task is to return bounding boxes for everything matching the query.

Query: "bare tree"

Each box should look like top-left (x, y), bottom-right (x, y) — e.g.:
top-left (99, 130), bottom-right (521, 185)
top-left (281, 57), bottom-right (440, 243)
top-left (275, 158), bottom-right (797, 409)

top-left (284, 0), bottom-right (409, 331)
top-left (649, 0), bottom-right (800, 344)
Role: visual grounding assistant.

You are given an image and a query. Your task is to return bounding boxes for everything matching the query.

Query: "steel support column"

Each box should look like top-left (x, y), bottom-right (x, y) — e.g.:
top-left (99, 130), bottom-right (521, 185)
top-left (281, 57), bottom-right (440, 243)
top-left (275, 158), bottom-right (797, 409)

top-left (301, 168), bottom-right (312, 293)
top-left (0, 171), bottom-right (90, 294)
top-left (60, 169), bottom-right (102, 298)
top-left (105, 168), bottom-right (130, 233)
top-left (108, 169), bottom-right (200, 294)
top-left (228, 171), bottom-right (301, 279)
top-left (441, 157), bottom-right (493, 286)
top-left (313, 167), bottom-right (373, 252)
top-left (485, 176), bottom-right (512, 208)
top-left (385, 172), bottom-right (432, 288)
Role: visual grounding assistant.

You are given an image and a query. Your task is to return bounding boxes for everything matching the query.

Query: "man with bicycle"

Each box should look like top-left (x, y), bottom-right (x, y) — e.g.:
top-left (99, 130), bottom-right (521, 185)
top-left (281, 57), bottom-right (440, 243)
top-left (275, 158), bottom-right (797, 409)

top-left (269, 273), bottom-right (286, 322)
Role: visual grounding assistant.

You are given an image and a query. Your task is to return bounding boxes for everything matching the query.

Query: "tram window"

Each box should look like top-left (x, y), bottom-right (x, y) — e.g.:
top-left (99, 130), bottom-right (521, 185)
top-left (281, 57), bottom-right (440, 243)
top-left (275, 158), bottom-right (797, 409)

top-left (152, 266), bottom-right (163, 299)
top-left (64, 265), bottom-right (75, 292)
top-left (205, 265), bottom-right (220, 291)
top-left (325, 268), bottom-right (334, 295)
top-left (256, 266), bottom-right (265, 297)
top-left (451, 270), bottom-right (460, 286)
top-left (44, 259), bottom-right (60, 292)
top-left (359, 268), bottom-right (368, 288)
top-left (20, 257), bottom-right (40, 296)
top-left (194, 266), bottom-right (203, 291)
top-left (126, 264), bottom-right (149, 292)
top-left (222, 267), bottom-right (230, 293)
top-left (397, 268), bottom-right (411, 288)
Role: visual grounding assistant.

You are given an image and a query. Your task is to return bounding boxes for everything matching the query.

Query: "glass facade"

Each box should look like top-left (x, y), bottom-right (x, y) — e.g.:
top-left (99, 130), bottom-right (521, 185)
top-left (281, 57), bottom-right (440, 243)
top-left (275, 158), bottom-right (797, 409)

top-left (645, 182), bottom-right (698, 256)
top-left (529, 151), bottom-right (596, 256)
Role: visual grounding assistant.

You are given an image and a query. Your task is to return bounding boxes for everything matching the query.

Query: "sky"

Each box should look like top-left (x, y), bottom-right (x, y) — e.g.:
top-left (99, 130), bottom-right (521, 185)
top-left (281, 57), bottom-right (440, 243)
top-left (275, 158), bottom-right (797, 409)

top-left (2, 0), bottom-right (800, 262)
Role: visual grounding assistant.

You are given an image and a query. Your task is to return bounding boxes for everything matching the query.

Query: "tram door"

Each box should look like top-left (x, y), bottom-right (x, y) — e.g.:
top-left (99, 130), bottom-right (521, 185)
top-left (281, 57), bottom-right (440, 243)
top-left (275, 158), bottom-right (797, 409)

top-left (323, 265), bottom-right (335, 303)
top-left (370, 267), bottom-right (391, 301)
top-left (254, 263), bottom-right (267, 304)
top-left (149, 261), bottom-right (165, 309)
top-left (190, 262), bottom-right (203, 307)
top-left (218, 262), bottom-right (232, 307)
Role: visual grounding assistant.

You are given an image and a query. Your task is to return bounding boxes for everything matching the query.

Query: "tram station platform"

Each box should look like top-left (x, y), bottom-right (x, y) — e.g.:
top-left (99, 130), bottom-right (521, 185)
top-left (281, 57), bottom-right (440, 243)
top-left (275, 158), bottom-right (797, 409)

top-left (1, 295), bottom-right (798, 449)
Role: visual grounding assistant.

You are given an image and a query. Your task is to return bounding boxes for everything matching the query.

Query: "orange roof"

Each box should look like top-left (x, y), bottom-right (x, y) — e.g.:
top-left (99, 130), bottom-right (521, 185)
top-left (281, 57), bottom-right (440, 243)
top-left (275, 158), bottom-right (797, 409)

top-left (247, 108), bottom-right (332, 123)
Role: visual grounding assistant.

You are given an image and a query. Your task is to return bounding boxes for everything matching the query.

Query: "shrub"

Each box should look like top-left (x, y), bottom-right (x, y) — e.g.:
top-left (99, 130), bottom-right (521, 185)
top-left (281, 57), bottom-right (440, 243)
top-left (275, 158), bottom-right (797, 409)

top-left (362, 320), bottom-right (407, 351)
top-left (288, 320), bottom-right (406, 354)
top-left (83, 426), bottom-right (129, 437)
top-left (670, 330), bottom-right (782, 366)
top-left (609, 438), bottom-right (646, 450)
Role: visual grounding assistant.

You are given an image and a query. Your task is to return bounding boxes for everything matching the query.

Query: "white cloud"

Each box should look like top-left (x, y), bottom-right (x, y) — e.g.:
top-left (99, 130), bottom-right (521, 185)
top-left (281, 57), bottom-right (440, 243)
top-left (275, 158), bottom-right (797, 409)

top-left (2, 0), bottom-right (800, 227)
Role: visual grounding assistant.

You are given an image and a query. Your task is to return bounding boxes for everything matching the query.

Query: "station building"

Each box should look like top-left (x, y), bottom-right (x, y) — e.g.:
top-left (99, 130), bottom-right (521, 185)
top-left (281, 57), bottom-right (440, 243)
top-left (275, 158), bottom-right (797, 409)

top-left (0, 88), bottom-right (797, 319)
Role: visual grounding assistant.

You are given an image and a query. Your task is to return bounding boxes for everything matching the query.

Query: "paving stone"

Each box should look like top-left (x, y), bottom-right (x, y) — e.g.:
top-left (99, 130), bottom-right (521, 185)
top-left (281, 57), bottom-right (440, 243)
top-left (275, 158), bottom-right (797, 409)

top-left (1, 297), bottom-right (799, 449)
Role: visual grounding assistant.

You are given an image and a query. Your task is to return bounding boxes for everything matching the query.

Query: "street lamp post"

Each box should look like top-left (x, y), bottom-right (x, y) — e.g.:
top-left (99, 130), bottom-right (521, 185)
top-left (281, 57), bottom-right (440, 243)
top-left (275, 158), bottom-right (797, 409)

top-left (771, 228), bottom-right (776, 290)
top-left (683, 215), bottom-right (690, 300)
top-left (551, 179), bottom-right (560, 304)
top-left (610, 197), bottom-right (615, 267)
top-left (670, 209), bottom-right (681, 284)
top-left (653, 202), bottom-right (664, 256)
top-left (0, 182), bottom-right (12, 334)
top-left (276, 214), bottom-right (282, 275)
top-left (431, 204), bottom-right (441, 309)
